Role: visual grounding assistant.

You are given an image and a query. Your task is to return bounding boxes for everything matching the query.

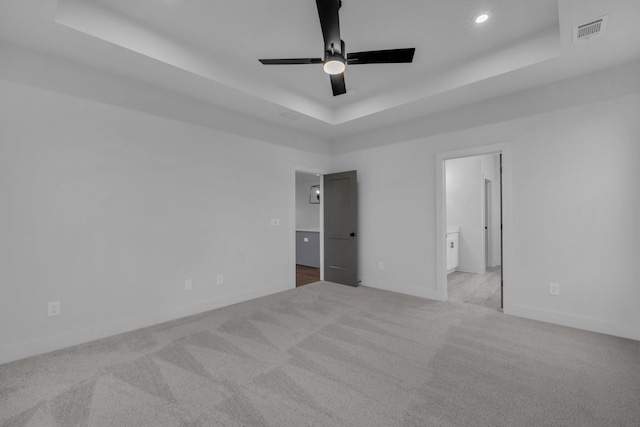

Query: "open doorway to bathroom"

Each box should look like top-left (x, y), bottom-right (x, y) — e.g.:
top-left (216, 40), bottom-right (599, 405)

top-left (445, 153), bottom-right (503, 311)
top-left (295, 171), bottom-right (322, 287)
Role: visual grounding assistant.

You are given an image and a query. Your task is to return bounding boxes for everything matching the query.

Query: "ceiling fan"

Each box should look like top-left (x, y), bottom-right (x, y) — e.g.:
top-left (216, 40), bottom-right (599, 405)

top-left (258, 0), bottom-right (416, 96)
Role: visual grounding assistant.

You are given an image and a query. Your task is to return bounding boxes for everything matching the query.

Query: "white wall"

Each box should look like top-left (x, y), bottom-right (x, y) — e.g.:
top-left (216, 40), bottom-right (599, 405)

top-left (1, 49), bottom-right (639, 366)
top-left (446, 156), bottom-right (484, 273)
top-left (0, 44), bottom-right (330, 156)
top-left (445, 153), bottom-right (500, 273)
top-left (0, 80), bottom-right (330, 364)
top-left (480, 154), bottom-right (501, 267)
top-left (295, 173), bottom-right (320, 230)
top-left (331, 77), bottom-right (640, 340)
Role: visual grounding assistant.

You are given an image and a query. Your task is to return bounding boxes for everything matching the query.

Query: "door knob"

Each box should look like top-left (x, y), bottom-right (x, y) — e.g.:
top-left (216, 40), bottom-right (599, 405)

top-left (350, 232), bottom-right (358, 237)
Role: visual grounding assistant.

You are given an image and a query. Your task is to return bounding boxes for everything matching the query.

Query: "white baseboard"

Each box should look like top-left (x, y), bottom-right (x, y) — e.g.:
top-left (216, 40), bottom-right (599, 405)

top-left (360, 277), bottom-right (440, 301)
top-left (0, 282), bottom-right (292, 365)
top-left (505, 304), bottom-right (640, 342)
top-left (457, 265), bottom-right (486, 274)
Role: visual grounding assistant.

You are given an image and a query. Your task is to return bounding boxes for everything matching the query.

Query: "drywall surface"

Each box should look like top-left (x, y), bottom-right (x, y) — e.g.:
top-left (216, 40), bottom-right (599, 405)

top-left (330, 60), bottom-right (640, 156)
top-left (0, 80), bottom-right (330, 364)
top-left (0, 44), bottom-right (331, 156)
top-left (481, 154), bottom-right (501, 267)
top-left (446, 156), bottom-right (484, 273)
top-left (446, 154), bottom-right (500, 272)
top-left (295, 173), bottom-right (320, 230)
top-left (331, 87), bottom-right (640, 341)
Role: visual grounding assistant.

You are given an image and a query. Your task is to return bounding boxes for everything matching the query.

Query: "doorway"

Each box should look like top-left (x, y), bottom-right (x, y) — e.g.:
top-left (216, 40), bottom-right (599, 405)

top-left (294, 171), bottom-right (322, 287)
top-left (292, 167), bottom-right (359, 288)
top-left (436, 144), bottom-right (511, 312)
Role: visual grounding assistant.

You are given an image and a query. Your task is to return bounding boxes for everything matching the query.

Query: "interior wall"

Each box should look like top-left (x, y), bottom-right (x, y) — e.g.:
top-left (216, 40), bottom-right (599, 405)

top-left (446, 156), bottom-right (484, 273)
top-left (481, 154), bottom-right (501, 267)
top-left (0, 44), bottom-right (331, 156)
top-left (0, 80), bottom-right (331, 364)
top-left (1, 50), bottom-right (639, 365)
top-left (295, 173), bottom-right (320, 230)
top-left (445, 153), bottom-right (499, 272)
top-left (331, 87), bottom-right (640, 341)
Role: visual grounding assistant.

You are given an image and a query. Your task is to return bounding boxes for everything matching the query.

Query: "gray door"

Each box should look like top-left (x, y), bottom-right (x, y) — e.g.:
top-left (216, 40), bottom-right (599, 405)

top-left (324, 171), bottom-right (358, 286)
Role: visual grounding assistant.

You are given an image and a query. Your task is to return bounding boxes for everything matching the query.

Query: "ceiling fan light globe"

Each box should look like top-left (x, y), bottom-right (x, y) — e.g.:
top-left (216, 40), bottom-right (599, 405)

top-left (475, 13), bottom-right (489, 24)
top-left (323, 58), bottom-right (346, 75)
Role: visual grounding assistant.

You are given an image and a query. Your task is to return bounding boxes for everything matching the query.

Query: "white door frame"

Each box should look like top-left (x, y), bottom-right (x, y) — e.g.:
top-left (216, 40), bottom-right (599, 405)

top-left (435, 143), bottom-right (513, 307)
top-left (291, 165), bottom-right (328, 288)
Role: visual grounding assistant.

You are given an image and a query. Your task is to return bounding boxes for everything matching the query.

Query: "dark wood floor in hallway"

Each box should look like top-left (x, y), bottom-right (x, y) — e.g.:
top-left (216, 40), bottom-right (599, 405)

top-left (296, 264), bottom-right (320, 287)
top-left (448, 266), bottom-right (502, 311)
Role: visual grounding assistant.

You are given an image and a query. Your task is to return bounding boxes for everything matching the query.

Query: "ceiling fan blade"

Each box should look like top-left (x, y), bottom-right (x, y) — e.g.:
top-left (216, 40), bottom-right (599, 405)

top-left (330, 73), bottom-right (346, 96)
top-left (316, 0), bottom-right (342, 54)
top-left (347, 48), bottom-right (415, 64)
top-left (259, 58), bottom-right (323, 65)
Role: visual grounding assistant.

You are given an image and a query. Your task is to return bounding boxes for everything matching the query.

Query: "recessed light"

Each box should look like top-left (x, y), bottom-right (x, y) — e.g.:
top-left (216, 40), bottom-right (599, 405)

top-left (475, 14), bottom-right (489, 24)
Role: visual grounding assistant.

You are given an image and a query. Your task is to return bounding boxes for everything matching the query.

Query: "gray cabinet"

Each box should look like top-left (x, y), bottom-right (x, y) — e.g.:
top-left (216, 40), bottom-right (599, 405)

top-left (296, 230), bottom-right (320, 268)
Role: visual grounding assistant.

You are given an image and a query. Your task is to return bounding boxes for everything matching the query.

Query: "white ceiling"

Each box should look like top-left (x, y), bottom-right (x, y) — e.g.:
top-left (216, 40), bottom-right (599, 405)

top-left (1, 0), bottom-right (640, 143)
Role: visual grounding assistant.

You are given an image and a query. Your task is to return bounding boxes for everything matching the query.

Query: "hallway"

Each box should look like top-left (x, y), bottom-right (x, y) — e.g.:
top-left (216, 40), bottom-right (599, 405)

top-left (448, 266), bottom-right (501, 311)
top-left (296, 264), bottom-right (320, 287)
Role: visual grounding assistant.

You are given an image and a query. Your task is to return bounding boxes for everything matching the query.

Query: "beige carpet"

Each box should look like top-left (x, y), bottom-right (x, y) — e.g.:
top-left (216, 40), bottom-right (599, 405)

top-left (1, 282), bottom-right (639, 426)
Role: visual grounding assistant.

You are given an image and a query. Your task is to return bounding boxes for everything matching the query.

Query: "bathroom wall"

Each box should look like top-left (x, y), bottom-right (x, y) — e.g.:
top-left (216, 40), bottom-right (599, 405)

top-left (295, 172), bottom-right (320, 230)
top-left (480, 154), bottom-right (502, 267)
top-left (445, 153), bottom-right (500, 273)
top-left (446, 156), bottom-right (484, 273)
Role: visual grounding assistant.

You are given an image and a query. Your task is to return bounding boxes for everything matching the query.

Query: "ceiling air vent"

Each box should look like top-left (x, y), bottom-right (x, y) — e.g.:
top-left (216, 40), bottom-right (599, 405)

top-left (573, 15), bottom-right (608, 42)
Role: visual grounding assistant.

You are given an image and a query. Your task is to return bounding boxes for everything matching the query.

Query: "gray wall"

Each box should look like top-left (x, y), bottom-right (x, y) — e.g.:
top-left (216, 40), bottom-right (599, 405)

top-left (296, 231), bottom-right (320, 268)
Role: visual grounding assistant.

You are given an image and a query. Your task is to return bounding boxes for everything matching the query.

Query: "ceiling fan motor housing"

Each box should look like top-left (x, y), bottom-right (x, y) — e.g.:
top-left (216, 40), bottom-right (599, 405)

top-left (258, 1), bottom-right (415, 96)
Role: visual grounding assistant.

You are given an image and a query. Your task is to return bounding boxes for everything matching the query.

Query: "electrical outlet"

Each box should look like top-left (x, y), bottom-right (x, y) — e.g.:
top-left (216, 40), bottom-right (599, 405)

top-left (549, 283), bottom-right (560, 296)
top-left (270, 219), bottom-right (280, 226)
top-left (48, 301), bottom-right (60, 317)
top-left (185, 279), bottom-right (193, 291)
top-left (217, 274), bottom-right (224, 285)
top-left (378, 261), bottom-right (384, 271)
